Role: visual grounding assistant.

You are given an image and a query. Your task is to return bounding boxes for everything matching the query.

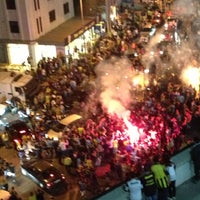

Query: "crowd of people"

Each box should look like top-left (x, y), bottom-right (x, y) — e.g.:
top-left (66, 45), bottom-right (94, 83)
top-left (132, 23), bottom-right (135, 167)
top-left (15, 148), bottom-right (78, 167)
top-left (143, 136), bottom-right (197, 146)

top-left (1, 0), bottom-right (200, 199)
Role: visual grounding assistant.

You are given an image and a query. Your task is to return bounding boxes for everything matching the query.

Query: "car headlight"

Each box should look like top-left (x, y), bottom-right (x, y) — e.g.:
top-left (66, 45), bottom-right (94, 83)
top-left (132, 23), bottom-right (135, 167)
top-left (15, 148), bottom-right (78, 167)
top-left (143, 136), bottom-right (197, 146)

top-left (39, 183), bottom-right (44, 188)
top-left (21, 168), bottom-right (27, 176)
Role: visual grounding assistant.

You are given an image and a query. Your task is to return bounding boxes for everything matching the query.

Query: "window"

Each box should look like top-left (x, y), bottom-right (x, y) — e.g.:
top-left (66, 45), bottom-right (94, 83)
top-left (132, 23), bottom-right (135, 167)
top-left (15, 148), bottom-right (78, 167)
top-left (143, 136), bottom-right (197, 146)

top-left (33, 0), bottom-right (40, 10)
top-left (49, 10), bottom-right (56, 22)
top-left (36, 18), bottom-right (40, 34)
top-left (39, 17), bottom-right (43, 32)
top-left (33, 0), bottom-right (37, 10)
top-left (37, 0), bottom-right (40, 9)
top-left (6, 0), bottom-right (16, 9)
top-left (63, 2), bottom-right (69, 14)
top-left (9, 21), bottom-right (20, 33)
top-left (36, 17), bottom-right (43, 34)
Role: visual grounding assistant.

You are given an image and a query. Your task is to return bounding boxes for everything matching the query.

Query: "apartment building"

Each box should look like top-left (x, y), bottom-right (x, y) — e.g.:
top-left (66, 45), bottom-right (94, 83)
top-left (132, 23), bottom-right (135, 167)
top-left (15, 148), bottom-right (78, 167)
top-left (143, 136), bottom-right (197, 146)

top-left (0, 0), bottom-right (99, 68)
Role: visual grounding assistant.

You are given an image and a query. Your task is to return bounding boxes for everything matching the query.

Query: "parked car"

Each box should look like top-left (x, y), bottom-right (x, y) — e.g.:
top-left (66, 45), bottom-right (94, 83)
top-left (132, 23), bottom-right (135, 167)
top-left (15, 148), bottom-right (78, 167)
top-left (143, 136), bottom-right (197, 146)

top-left (5, 120), bottom-right (34, 150)
top-left (139, 26), bottom-right (156, 43)
top-left (21, 160), bottom-right (68, 196)
top-left (46, 114), bottom-right (82, 140)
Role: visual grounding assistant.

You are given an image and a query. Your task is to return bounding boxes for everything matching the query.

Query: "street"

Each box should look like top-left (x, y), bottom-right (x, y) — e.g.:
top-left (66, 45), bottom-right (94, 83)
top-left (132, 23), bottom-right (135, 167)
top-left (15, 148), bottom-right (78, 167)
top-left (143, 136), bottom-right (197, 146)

top-left (0, 146), bottom-right (82, 200)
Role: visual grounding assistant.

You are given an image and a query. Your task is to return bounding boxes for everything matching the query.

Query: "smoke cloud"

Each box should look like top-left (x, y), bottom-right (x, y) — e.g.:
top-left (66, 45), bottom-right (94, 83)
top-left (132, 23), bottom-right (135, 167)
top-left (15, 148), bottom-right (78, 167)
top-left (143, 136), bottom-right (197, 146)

top-left (95, 56), bottom-right (134, 117)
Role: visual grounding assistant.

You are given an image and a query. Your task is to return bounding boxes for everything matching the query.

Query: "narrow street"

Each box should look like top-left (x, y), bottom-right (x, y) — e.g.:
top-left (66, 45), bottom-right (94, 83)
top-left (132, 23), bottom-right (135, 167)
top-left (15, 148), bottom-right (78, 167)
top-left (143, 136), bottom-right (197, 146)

top-left (0, 146), bottom-right (82, 200)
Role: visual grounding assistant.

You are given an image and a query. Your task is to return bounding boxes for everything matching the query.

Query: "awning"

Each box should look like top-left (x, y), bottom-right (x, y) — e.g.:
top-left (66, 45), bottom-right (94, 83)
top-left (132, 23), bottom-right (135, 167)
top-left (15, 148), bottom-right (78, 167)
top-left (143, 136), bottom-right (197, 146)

top-left (59, 114), bottom-right (82, 126)
top-left (37, 16), bottom-right (99, 46)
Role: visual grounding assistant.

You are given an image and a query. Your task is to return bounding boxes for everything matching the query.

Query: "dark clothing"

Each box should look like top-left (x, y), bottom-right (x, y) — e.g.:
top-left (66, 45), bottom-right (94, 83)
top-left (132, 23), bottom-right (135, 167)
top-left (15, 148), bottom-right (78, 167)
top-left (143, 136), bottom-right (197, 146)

top-left (157, 187), bottom-right (169, 200)
top-left (36, 189), bottom-right (45, 200)
top-left (191, 143), bottom-right (200, 180)
top-left (151, 163), bottom-right (169, 200)
top-left (168, 180), bottom-right (176, 198)
top-left (140, 171), bottom-right (157, 197)
top-left (9, 194), bottom-right (18, 200)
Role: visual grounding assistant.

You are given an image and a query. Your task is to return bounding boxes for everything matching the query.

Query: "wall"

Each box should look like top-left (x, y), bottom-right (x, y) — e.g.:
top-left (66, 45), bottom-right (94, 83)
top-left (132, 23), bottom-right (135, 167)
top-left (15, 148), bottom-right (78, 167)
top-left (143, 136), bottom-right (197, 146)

top-left (171, 145), bottom-right (195, 186)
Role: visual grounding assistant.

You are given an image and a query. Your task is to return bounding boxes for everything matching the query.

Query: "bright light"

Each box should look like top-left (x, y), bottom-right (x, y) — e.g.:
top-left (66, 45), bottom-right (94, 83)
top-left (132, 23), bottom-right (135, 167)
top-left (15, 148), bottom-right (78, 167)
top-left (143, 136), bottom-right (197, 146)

top-left (0, 104), bottom-right (7, 116)
top-left (124, 118), bottom-right (140, 145)
top-left (181, 66), bottom-right (200, 92)
top-left (7, 44), bottom-right (29, 65)
top-left (160, 34), bottom-right (165, 41)
top-left (36, 45), bottom-right (57, 59)
top-left (132, 73), bottom-right (149, 88)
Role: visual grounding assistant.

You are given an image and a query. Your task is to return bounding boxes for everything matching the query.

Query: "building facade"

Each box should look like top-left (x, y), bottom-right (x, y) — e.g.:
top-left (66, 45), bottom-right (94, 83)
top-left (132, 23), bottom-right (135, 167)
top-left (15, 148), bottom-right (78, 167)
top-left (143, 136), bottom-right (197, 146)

top-left (0, 0), bottom-right (75, 67)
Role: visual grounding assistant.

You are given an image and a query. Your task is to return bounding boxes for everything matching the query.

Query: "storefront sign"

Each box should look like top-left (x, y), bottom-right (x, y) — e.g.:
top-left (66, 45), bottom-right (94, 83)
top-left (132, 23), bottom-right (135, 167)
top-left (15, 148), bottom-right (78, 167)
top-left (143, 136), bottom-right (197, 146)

top-left (64, 18), bottom-right (97, 45)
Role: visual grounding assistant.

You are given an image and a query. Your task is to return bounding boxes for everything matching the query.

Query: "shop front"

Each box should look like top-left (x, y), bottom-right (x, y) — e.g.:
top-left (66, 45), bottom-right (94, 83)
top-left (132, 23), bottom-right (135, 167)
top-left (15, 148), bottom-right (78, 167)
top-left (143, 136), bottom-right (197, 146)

top-left (64, 17), bottom-right (101, 60)
top-left (4, 17), bottom-right (101, 70)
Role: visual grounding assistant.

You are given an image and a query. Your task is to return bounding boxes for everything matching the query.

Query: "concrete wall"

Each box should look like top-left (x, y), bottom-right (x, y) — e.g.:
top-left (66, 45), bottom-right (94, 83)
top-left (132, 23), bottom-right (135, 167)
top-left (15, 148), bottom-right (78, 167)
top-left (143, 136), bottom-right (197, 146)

top-left (171, 145), bottom-right (194, 186)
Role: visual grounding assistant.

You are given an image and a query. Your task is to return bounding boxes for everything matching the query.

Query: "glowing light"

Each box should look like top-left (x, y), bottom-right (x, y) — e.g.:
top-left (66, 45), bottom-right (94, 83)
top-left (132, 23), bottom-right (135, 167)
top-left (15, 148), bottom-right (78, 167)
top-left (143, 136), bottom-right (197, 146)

top-left (160, 34), bottom-right (165, 41)
top-left (122, 112), bottom-right (140, 145)
top-left (150, 51), bottom-right (154, 56)
top-left (159, 50), bottom-right (164, 55)
top-left (132, 73), bottom-right (149, 88)
top-left (149, 130), bottom-right (157, 139)
top-left (7, 44), bottom-right (29, 65)
top-left (181, 66), bottom-right (200, 92)
top-left (133, 76), bottom-right (141, 86)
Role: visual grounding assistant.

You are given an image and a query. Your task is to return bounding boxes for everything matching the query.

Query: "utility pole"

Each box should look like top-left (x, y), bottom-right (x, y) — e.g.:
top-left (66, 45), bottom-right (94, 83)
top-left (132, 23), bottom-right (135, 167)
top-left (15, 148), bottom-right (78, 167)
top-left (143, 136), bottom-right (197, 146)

top-left (162, 0), bottom-right (165, 13)
top-left (105, 0), bottom-right (111, 34)
top-left (80, 0), bottom-right (84, 26)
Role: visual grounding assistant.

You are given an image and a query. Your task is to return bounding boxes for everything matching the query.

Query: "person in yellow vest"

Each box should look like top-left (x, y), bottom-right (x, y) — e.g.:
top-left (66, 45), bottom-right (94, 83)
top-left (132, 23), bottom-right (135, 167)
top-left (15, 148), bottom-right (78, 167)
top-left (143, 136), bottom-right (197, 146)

top-left (1, 132), bottom-right (10, 148)
top-left (85, 156), bottom-right (93, 169)
top-left (151, 155), bottom-right (169, 200)
top-left (28, 191), bottom-right (37, 200)
top-left (63, 156), bottom-right (72, 174)
top-left (0, 169), bottom-right (8, 191)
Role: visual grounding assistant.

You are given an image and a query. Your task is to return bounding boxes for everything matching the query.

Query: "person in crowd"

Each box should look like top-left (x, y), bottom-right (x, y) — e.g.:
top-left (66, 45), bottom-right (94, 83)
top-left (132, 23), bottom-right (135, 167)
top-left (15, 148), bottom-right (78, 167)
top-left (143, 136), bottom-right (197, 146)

top-left (0, 169), bottom-right (8, 191)
top-left (9, 186), bottom-right (19, 200)
top-left (140, 164), bottom-right (158, 200)
top-left (165, 157), bottom-right (176, 200)
top-left (28, 191), bottom-right (37, 200)
top-left (2, 3), bottom-right (199, 197)
top-left (1, 132), bottom-right (10, 149)
top-left (63, 155), bottom-right (72, 174)
top-left (190, 137), bottom-right (200, 182)
top-left (36, 188), bottom-right (45, 200)
top-left (151, 156), bottom-right (169, 200)
top-left (124, 173), bottom-right (143, 200)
